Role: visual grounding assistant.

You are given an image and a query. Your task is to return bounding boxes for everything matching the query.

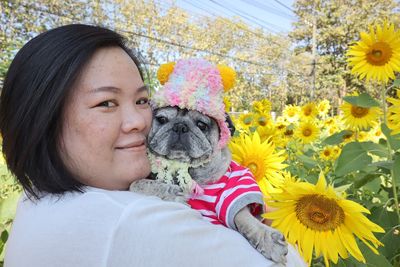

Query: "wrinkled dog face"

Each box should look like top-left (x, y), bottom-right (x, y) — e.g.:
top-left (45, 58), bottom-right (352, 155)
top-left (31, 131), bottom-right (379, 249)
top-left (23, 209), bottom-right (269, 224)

top-left (148, 106), bottom-right (220, 165)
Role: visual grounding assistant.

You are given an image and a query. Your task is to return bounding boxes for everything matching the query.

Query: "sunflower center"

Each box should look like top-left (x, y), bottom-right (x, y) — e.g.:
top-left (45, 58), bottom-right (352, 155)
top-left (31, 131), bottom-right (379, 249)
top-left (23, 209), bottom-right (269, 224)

top-left (324, 150), bottom-right (331, 156)
top-left (304, 107), bottom-right (312, 116)
top-left (248, 162), bottom-right (258, 175)
top-left (258, 117), bottom-right (268, 126)
top-left (284, 129), bottom-right (294, 136)
top-left (343, 132), bottom-right (354, 140)
top-left (302, 128), bottom-right (312, 137)
top-left (366, 42), bottom-right (392, 66)
top-left (243, 117), bottom-right (253, 125)
top-left (296, 194), bottom-right (345, 231)
top-left (351, 105), bottom-right (369, 118)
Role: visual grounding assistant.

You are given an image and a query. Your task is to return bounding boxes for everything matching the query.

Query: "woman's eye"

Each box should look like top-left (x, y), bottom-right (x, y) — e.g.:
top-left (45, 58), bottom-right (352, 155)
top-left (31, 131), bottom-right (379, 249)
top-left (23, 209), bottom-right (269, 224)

top-left (136, 97), bottom-right (150, 105)
top-left (196, 121), bottom-right (208, 131)
top-left (156, 116), bottom-right (168, 124)
top-left (96, 101), bottom-right (116, 108)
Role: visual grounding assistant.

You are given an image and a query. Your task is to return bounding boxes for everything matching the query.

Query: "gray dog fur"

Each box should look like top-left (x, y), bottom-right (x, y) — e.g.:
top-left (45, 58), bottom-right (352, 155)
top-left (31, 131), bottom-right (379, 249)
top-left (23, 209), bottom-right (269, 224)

top-left (130, 106), bottom-right (288, 265)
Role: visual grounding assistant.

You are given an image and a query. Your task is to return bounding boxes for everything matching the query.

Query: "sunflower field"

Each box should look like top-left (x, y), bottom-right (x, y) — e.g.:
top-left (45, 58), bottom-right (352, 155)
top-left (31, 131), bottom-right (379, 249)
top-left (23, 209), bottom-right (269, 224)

top-left (228, 21), bottom-right (400, 267)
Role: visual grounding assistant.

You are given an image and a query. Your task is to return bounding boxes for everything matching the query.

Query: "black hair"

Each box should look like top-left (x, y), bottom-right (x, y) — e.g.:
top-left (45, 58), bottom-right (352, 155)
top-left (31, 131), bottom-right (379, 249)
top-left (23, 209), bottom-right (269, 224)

top-left (0, 24), bottom-right (145, 199)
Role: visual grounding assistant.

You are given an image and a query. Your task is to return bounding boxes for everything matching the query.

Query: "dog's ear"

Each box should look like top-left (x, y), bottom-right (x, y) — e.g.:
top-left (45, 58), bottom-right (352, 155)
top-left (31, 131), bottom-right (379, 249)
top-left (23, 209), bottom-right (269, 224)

top-left (225, 113), bottom-right (236, 136)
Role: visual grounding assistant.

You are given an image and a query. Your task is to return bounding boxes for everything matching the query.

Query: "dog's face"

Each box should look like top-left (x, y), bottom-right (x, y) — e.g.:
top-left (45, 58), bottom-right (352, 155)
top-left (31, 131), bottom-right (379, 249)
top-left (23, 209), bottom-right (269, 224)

top-left (147, 106), bottom-right (220, 165)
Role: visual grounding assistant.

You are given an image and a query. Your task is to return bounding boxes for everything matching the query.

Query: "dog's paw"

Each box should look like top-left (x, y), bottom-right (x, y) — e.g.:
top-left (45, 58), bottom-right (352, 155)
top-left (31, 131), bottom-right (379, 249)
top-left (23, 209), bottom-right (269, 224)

top-left (256, 227), bottom-right (288, 264)
top-left (129, 179), bottom-right (189, 205)
top-left (160, 184), bottom-right (189, 205)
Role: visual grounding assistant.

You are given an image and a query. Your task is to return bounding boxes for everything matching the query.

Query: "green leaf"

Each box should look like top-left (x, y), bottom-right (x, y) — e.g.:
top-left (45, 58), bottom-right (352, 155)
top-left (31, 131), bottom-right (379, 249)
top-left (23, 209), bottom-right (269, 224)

top-left (368, 207), bottom-right (400, 262)
top-left (358, 242), bottom-right (392, 267)
top-left (0, 231), bottom-right (8, 243)
top-left (393, 79), bottom-right (400, 87)
top-left (381, 123), bottom-right (400, 151)
top-left (353, 173), bottom-right (380, 189)
top-left (359, 141), bottom-right (389, 158)
top-left (323, 130), bottom-right (353, 145)
top-left (335, 142), bottom-right (372, 176)
top-left (393, 154), bottom-right (400, 187)
top-left (368, 161), bottom-right (392, 170)
top-left (343, 93), bottom-right (380, 108)
top-left (0, 191), bottom-right (21, 222)
top-left (296, 154), bottom-right (318, 168)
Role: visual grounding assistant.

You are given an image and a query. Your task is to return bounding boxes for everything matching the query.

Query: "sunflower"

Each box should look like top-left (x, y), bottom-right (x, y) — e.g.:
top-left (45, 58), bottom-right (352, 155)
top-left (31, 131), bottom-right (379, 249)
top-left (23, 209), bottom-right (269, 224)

top-left (347, 21), bottom-right (400, 84)
top-left (295, 121), bottom-right (320, 144)
top-left (342, 130), bottom-right (355, 143)
top-left (368, 125), bottom-right (385, 142)
top-left (257, 123), bottom-right (278, 142)
top-left (229, 132), bottom-right (287, 185)
top-left (301, 102), bottom-right (318, 121)
top-left (324, 117), bottom-right (336, 127)
top-left (255, 112), bottom-right (272, 127)
top-left (357, 130), bottom-right (369, 141)
top-left (223, 97), bottom-right (232, 113)
top-left (275, 121), bottom-right (288, 132)
top-left (252, 99), bottom-right (272, 114)
top-left (320, 146), bottom-right (340, 161)
top-left (328, 125), bottom-right (340, 135)
top-left (320, 147), bottom-right (334, 161)
top-left (332, 146), bottom-right (341, 158)
top-left (317, 99), bottom-right (331, 116)
top-left (264, 172), bottom-right (385, 266)
top-left (283, 104), bottom-right (300, 123)
top-left (387, 89), bottom-right (400, 135)
top-left (237, 113), bottom-right (255, 131)
top-left (341, 101), bottom-right (381, 130)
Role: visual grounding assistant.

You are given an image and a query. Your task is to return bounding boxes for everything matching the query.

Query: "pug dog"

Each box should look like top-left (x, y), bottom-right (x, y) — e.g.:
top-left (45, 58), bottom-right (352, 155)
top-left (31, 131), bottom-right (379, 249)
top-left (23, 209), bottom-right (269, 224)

top-left (130, 106), bottom-right (288, 265)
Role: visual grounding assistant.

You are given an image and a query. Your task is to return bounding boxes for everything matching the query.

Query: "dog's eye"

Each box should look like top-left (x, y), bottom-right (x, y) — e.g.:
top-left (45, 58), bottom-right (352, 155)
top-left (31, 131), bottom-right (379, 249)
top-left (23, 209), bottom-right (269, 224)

top-left (196, 121), bottom-right (208, 131)
top-left (156, 116), bottom-right (168, 124)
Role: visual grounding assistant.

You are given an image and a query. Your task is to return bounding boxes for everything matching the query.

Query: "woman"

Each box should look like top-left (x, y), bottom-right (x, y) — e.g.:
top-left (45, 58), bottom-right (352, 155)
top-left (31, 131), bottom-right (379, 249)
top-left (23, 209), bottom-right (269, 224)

top-left (1, 24), bottom-right (304, 266)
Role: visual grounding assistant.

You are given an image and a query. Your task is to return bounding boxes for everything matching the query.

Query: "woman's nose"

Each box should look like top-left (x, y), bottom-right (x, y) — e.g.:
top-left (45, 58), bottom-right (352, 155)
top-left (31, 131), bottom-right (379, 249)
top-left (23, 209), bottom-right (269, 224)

top-left (121, 108), bottom-right (147, 133)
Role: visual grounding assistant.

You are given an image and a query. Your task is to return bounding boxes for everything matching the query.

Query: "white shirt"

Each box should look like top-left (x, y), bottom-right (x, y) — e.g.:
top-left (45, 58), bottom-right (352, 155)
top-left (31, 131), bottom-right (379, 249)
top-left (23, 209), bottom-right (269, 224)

top-left (5, 187), bottom-right (305, 267)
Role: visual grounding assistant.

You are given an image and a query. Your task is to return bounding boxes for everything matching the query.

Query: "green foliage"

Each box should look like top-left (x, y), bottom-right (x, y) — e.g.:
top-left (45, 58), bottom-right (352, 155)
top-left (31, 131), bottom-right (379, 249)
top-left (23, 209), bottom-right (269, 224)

top-left (323, 130), bottom-right (353, 145)
top-left (290, 0), bottom-right (400, 110)
top-left (335, 142), bottom-right (372, 176)
top-left (0, 153), bottom-right (21, 264)
top-left (343, 93), bottom-right (381, 108)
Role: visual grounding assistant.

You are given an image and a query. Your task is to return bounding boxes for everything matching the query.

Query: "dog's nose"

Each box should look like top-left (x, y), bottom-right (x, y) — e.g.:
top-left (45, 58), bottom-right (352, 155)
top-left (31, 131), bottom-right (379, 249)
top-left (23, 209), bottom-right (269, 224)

top-left (172, 122), bottom-right (189, 134)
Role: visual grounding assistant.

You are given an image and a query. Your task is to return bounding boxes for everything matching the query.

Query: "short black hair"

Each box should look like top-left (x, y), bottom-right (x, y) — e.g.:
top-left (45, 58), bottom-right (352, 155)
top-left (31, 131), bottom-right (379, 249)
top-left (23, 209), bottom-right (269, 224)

top-left (0, 24), bottom-right (145, 199)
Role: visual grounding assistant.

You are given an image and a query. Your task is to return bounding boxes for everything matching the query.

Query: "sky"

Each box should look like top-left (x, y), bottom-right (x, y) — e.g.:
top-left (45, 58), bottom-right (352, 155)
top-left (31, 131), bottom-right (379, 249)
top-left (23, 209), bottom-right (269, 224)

top-left (160, 0), bottom-right (296, 34)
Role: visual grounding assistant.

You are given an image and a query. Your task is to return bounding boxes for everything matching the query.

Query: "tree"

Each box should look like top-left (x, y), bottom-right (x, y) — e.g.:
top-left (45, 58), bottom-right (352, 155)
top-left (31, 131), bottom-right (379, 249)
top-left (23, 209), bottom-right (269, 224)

top-left (289, 0), bottom-right (400, 112)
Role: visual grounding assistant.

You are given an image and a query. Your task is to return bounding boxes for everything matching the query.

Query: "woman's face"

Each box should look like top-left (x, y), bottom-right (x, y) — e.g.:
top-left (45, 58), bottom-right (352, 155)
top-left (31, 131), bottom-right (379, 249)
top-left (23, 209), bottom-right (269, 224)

top-left (60, 47), bottom-right (152, 190)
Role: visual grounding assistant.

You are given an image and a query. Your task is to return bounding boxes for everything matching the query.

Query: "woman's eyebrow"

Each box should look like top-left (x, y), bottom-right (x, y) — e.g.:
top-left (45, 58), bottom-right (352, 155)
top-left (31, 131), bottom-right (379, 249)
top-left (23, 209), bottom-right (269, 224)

top-left (89, 85), bottom-right (149, 94)
top-left (89, 86), bottom-right (121, 94)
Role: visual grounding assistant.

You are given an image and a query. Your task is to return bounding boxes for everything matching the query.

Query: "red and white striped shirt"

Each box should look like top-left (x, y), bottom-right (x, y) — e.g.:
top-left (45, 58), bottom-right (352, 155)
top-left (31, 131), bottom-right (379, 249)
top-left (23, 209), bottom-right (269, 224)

top-left (188, 161), bottom-right (264, 230)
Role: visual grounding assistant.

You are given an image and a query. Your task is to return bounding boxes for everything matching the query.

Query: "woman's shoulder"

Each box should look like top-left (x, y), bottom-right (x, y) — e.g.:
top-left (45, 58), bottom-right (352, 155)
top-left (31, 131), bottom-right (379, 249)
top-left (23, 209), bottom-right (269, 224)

top-left (22, 186), bottom-right (171, 214)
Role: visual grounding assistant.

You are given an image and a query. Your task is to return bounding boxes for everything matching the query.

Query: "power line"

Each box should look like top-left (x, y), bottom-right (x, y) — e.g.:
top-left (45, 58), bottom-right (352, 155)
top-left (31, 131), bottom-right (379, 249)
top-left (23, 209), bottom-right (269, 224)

top-left (273, 0), bottom-right (294, 12)
top-left (158, 0), bottom-right (273, 45)
top-left (240, 0), bottom-right (294, 20)
top-left (7, 1), bottom-right (305, 78)
top-left (178, 0), bottom-right (272, 42)
top-left (207, 0), bottom-right (286, 34)
top-left (10, 1), bottom-right (268, 67)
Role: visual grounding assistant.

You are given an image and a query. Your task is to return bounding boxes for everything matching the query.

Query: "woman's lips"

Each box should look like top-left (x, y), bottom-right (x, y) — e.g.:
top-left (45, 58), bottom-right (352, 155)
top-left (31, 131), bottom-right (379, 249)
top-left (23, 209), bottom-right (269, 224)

top-left (116, 141), bottom-right (146, 151)
top-left (121, 144), bottom-right (146, 151)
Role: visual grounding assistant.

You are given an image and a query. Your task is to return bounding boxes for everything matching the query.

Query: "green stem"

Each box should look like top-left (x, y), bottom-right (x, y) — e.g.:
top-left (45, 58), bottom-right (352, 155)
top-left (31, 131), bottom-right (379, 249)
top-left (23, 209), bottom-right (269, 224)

top-left (381, 88), bottom-right (400, 223)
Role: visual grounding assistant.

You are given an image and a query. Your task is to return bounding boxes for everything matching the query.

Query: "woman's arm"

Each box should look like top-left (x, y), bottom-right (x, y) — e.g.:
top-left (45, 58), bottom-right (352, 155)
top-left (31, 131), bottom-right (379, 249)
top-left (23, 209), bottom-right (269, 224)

top-left (105, 196), bottom-right (276, 267)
